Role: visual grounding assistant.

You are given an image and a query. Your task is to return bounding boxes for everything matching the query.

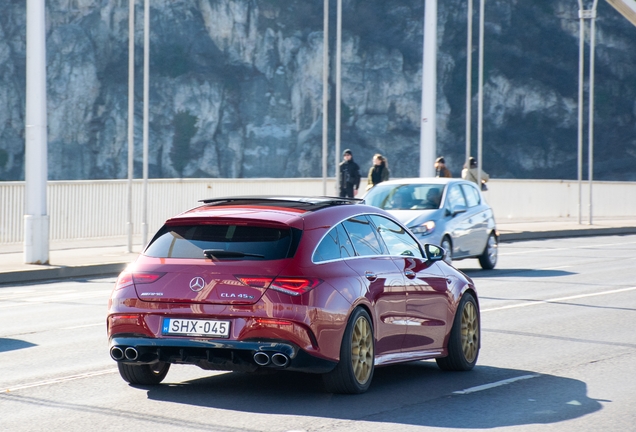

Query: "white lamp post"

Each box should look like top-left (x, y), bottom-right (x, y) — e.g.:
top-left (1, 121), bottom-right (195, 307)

top-left (577, 0), bottom-right (599, 225)
top-left (420, 0), bottom-right (437, 178)
top-left (142, 0), bottom-right (149, 245)
top-left (127, 0), bottom-right (135, 252)
top-left (24, 0), bottom-right (49, 264)
top-left (335, 0), bottom-right (342, 193)
top-left (322, 0), bottom-right (329, 195)
top-left (465, 0), bottom-right (473, 171)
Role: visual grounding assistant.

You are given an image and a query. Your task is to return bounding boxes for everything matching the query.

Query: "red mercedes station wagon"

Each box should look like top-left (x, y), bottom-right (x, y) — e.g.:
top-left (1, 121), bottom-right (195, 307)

top-left (107, 197), bottom-right (480, 394)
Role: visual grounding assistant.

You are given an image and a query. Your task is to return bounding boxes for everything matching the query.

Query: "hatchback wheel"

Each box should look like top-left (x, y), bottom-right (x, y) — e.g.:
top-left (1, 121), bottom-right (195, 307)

top-left (478, 232), bottom-right (498, 269)
top-left (436, 292), bottom-right (480, 371)
top-left (118, 361), bottom-right (170, 385)
top-left (441, 236), bottom-right (453, 266)
top-left (322, 308), bottom-right (374, 394)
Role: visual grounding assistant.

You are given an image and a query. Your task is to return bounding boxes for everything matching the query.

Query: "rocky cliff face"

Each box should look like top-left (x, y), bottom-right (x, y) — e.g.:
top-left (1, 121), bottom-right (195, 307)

top-left (1, 0), bottom-right (635, 181)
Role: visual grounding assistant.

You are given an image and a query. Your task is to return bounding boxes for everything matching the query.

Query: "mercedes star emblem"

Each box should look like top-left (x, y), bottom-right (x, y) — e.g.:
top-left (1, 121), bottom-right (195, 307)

top-left (189, 276), bottom-right (205, 292)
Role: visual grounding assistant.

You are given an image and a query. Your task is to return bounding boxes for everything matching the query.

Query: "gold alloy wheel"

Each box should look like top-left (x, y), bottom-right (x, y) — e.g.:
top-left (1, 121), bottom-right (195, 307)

top-left (351, 316), bottom-right (374, 384)
top-left (461, 301), bottom-right (479, 362)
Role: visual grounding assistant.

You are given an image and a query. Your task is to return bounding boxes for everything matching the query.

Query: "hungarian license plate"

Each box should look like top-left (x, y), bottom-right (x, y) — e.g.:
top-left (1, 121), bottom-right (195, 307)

top-left (162, 318), bottom-right (230, 338)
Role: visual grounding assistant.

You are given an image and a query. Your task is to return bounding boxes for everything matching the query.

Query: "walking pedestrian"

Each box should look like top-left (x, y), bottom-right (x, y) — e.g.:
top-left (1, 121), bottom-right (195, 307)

top-left (339, 149), bottom-right (361, 198)
top-left (461, 157), bottom-right (489, 190)
top-left (366, 154), bottom-right (389, 191)
top-left (434, 156), bottom-right (452, 178)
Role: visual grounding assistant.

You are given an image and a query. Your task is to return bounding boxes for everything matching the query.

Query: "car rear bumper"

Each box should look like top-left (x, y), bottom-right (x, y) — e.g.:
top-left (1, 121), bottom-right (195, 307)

top-left (109, 336), bottom-right (337, 374)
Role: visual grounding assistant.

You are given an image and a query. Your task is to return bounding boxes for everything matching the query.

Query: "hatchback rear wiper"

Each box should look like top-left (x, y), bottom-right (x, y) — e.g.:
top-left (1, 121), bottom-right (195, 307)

top-left (203, 249), bottom-right (265, 259)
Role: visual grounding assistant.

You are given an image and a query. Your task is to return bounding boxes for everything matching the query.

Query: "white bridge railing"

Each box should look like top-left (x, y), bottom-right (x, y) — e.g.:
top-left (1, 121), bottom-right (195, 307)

top-left (1, 178), bottom-right (635, 244)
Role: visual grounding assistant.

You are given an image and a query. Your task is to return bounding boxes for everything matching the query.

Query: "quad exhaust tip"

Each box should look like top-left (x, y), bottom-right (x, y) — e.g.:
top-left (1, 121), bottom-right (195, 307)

top-left (110, 346), bottom-right (139, 361)
top-left (124, 347), bottom-right (139, 361)
top-left (271, 353), bottom-right (289, 367)
top-left (110, 346), bottom-right (124, 361)
top-left (253, 352), bottom-right (270, 366)
top-left (253, 352), bottom-right (290, 367)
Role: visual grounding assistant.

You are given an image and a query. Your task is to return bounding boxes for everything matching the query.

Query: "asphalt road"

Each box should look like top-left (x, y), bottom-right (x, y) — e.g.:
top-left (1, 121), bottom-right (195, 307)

top-left (1, 235), bottom-right (636, 431)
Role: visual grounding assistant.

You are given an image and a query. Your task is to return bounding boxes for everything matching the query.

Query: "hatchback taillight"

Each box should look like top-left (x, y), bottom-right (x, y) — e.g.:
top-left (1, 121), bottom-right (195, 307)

top-left (238, 276), bottom-right (322, 296)
top-left (114, 272), bottom-right (164, 290)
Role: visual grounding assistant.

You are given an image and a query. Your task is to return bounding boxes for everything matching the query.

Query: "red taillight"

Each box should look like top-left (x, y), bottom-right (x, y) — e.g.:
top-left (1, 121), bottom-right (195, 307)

top-left (237, 275), bottom-right (321, 296)
top-left (254, 318), bottom-right (293, 326)
top-left (114, 273), bottom-right (133, 290)
top-left (109, 314), bottom-right (141, 326)
top-left (114, 272), bottom-right (164, 290)
top-left (132, 273), bottom-right (165, 284)
top-left (270, 277), bottom-right (322, 296)
top-left (236, 276), bottom-right (273, 289)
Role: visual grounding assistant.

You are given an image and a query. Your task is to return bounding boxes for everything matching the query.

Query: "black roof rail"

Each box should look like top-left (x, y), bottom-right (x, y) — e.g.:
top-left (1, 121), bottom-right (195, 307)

top-left (198, 196), bottom-right (363, 210)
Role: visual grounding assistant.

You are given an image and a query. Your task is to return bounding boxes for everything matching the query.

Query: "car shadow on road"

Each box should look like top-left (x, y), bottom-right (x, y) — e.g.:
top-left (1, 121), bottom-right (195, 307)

top-left (461, 268), bottom-right (576, 278)
top-left (0, 338), bottom-right (37, 353)
top-left (145, 362), bottom-right (602, 428)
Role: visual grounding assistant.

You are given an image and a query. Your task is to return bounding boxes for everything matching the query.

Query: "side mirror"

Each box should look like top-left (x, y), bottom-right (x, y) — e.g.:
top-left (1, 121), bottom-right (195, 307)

top-left (451, 204), bottom-right (467, 216)
top-left (424, 244), bottom-right (445, 262)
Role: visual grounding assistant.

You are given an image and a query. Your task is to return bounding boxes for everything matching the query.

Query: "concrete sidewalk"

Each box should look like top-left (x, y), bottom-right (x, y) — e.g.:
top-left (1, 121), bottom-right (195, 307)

top-left (1, 217), bottom-right (636, 285)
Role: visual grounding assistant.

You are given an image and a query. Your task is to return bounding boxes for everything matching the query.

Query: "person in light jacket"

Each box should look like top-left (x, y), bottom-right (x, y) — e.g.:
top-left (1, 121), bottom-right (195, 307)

top-left (461, 157), bottom-right (489, 189)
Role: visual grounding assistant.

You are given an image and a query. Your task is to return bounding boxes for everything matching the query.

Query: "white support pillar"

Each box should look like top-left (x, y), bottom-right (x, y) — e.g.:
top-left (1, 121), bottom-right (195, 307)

top-left (127, 0), bottom-right (135, 252)
top-left (142, 0), bottom-right (149, 246)
top-left (24, 0), bottom-right (49, 265)
top-left (420, 0), bottom-right (437, 178)
top-left (465, 0), bottom-right (474, 169)
top-left (477, 0), bottom-right (485, 187)
top-left (335, 0), bottom-right (342, 192)
top-left (322, 0), bottom-right (329, 196)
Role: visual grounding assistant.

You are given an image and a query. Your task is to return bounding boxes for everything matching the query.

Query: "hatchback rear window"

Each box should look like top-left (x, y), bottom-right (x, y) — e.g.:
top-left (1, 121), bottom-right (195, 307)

top-left (145, 224), bottom-right (299, 260)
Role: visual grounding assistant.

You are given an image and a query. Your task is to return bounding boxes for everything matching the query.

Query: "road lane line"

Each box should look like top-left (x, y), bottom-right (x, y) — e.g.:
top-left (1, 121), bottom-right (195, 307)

top-left (453, 374), bottom-right (540, 395)
top-left (500, 240), bottom-right (636, 256)
top-left (3, 369), bottom-right (118, 393)
top-left (60, 323), bottom-right (104, 330)
top-left (482, 286), bottom-right (636, 313)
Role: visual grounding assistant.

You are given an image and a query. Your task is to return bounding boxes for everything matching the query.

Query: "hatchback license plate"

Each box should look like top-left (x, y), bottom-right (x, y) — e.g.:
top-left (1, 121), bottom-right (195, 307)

top-left (162, 318), bottom-right (230, 338)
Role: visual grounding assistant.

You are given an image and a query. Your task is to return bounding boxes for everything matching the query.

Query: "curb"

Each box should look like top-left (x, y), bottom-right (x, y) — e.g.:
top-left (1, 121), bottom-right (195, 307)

top-left (1, 227), bottom-right (636, 286)
top-left (0, 262), bottom-right (128, 285)
top-left (499, 226), bottom-right (636, 242)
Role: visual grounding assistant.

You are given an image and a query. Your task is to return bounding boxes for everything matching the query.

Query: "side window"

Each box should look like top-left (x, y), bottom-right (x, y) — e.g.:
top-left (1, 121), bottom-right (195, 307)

top-left (342, 216), bottom-right (385, 256)
top-left (313, 227), bottom-right (340, 262)
top-left (313, 223), bottom-right (356, 262)
top-left (369, 215), bottom-right (424, 258)
top-left (461, 184), bottom-right (480, 207)
top-left (447, 184), bottom-right (467, 209)
top-left (336, 223), bottom-right (355, 257)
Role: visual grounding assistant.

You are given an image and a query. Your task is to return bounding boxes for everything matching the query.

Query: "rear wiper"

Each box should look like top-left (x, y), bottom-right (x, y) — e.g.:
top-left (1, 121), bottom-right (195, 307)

top-left (203, 249), bottom-right (265, 259)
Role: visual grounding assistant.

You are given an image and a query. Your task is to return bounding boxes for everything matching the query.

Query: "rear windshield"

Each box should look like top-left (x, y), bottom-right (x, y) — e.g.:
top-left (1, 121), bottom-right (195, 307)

top-left (144, 224), bottom-right (298, 260)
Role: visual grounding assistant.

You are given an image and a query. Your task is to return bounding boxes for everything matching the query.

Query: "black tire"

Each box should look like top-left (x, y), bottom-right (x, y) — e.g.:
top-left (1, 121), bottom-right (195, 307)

top-left (478, 232), bottom-right (498, 270)
top-left (322, 308), bottom-right (375, 394)
top-left (117, 361), bottom-right (170, 385)
top-left (440, 236), bottom-right (453, 266)
top-left (436, 292), bottom-right (480, 371)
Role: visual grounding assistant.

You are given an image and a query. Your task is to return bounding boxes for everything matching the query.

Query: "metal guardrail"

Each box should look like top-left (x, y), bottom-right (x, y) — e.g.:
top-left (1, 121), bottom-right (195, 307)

top-left (1, 178), bottom-right (635, 244)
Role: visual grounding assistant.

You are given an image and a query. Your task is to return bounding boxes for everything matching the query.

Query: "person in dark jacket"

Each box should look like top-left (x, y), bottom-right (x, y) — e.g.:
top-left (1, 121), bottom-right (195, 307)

top-left (339, 149), bottom-right (361, 198)
top-left (366, 153), bottom-right (390, 191)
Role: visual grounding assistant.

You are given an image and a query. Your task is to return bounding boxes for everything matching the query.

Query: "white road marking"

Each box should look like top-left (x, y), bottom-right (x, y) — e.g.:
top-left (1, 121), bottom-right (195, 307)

top-left (482, 286), bottom-right (636, 313)
top-left (0, 290), bottom-right (111, 308)
top-left (60, 323), bottom-right (104, 330)
top-left (453, 374), bottom-right (540, 395)
top-left (499, 239), bottom-right (636, 256)
top-left (3, 369), bottom-right (118, 393)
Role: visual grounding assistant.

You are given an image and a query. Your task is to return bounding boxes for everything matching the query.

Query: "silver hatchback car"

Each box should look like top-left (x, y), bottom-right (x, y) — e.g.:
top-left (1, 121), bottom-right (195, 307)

top-left (362, 178), bottom-right (498, 269)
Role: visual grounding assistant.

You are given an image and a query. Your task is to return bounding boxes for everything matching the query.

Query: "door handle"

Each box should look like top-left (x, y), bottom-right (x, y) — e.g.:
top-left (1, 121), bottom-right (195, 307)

top-left (404, 270), bottom-right (416, 279)
top-left (365, 271), bottom-right (377, 281)
top-left (446, 278), bottom-right (452, 284)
